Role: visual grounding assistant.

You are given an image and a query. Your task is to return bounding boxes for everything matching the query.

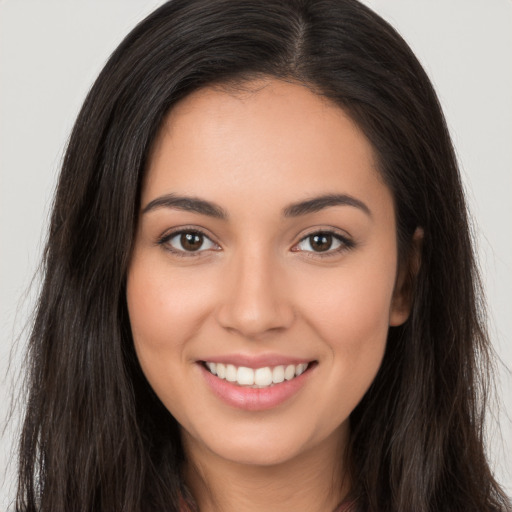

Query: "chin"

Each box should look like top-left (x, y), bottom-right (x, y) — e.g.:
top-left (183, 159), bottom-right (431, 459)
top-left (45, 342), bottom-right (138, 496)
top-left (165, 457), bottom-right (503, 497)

top-left (182, 418), bottom-right (345, 469)
top-left (210, 438), bottom-right (307, 467)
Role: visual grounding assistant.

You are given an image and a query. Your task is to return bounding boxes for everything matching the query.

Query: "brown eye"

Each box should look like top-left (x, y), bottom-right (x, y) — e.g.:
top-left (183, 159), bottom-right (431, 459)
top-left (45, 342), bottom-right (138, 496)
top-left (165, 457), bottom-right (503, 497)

top-left (309, 233), bottom-right (333, 252)
top-left (294, 231), bottom-right (352, 255)
top-left (164, 230), bottom-right (218, 254)
top-left (181, 232), bottom-right (203, 251)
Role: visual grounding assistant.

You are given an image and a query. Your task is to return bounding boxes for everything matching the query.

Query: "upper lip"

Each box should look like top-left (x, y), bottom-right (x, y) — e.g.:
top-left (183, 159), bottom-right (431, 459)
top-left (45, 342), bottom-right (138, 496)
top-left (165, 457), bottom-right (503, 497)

top-left (198, 354), bottom-right (315, 369)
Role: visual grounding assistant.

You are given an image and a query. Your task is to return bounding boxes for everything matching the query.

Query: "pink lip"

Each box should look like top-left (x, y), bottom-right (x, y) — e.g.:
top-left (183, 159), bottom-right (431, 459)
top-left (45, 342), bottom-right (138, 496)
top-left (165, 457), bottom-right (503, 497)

top-left (198, 361), bottom-right (316, 411)
top-left (199, 353), bottom-right (312, 369)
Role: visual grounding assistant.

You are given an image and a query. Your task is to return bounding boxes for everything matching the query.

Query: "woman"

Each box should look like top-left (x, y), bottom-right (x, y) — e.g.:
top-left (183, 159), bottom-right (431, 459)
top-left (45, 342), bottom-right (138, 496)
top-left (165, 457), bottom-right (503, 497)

top-left (15, 0), bottom-right (511, 511)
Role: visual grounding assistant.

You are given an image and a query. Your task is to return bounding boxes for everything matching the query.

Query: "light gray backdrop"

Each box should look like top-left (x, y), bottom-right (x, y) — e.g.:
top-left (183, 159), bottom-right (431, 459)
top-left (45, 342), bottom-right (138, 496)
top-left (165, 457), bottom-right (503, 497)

top-left (1, 0), bottom-right (511, 508)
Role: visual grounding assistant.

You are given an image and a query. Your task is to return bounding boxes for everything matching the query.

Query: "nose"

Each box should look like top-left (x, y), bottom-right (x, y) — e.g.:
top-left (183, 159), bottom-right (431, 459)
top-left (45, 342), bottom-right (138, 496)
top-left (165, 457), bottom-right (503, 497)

top-left (216, 247), bottom-right (295, 338)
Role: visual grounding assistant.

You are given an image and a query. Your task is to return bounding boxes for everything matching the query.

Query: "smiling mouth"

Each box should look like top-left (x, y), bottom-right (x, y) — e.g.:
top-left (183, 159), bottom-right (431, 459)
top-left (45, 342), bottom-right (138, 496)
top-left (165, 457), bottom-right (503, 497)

top-left (201, 361), bottom-right (316, 389)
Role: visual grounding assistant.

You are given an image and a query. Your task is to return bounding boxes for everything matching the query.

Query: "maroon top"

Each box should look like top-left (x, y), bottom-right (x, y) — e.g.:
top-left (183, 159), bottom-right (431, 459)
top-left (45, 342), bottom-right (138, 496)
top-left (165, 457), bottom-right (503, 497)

top-left (335, 501), bottom-right (356, 512)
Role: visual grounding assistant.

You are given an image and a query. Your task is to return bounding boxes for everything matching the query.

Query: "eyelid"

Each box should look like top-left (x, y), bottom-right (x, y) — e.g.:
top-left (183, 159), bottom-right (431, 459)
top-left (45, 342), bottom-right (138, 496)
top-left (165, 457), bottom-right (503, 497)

top-left (291, 227), bottom-right (355, 256)
top-left (156, 225), bottom-right (354, 258)
top-left (157, 226), bottom-right (221, 256)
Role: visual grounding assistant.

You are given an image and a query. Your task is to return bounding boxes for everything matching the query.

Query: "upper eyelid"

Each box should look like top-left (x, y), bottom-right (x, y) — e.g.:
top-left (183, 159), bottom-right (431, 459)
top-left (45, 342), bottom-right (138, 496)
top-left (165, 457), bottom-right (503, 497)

top-left (157, 227), bottom-right (221, 256)
top-left (295, 226), bottom-right (353, 243)
top-left (299, 231), bottom-right (348, 243)
top-left (292, 228), bottom-right (355, 254)
top-left (157, 225), bottom-right (353, 250)
top-left (159, 226), bottom-right (218, 243)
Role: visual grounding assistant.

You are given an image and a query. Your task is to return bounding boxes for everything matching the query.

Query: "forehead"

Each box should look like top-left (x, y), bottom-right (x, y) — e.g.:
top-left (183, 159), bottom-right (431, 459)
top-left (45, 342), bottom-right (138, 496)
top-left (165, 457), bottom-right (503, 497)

top-left (143, 79), bottom-right (391, 216)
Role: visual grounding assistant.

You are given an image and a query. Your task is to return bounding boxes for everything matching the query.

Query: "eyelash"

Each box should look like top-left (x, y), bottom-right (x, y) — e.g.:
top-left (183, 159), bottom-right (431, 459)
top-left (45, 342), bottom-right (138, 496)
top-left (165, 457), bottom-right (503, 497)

top-left (292, 230), bottom-right (355, 258)
top-left (157, 228), bottom-right (355, 258)
top-left (157, 227), bottom-right (220, 258)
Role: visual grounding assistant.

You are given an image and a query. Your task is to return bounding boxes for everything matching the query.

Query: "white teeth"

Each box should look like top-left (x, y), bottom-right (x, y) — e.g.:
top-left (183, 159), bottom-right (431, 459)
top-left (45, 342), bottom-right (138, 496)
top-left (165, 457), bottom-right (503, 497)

top-left (237, 366), bottom-right (254, 385)
top-left (296, 363), bottom-right (307, 376)
top-left (272, 365), bottom-right (285, 383)
top-left (216, 363), bottom-right (226, 379)
top-left (225, 364), bottom-right (237, 382)
top-left (284, 364), bottom-right (296, 380)
top-left (205, 361), bottom-right (311, 387)
top-left (254, 367), bottom-right (273, 386)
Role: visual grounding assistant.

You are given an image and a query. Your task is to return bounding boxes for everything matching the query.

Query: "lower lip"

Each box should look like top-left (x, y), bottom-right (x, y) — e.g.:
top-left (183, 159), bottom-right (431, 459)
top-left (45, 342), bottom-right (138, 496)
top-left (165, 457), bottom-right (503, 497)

top-left (199, 363), bottom-right (315, 411)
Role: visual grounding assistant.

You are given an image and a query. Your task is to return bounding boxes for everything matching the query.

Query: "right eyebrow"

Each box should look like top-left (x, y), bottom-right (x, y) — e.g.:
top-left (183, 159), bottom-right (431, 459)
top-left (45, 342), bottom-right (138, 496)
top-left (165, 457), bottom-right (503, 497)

top-left (283, 193), bottom-right (372, 218)
top-left (142, 193), bottom-right (228, 219)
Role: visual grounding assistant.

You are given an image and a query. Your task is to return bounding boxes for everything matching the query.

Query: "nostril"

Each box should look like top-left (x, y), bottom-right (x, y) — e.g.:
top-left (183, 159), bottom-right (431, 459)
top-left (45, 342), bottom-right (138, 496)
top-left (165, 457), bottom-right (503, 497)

top-left (216, 299), bottom-right (296, 338)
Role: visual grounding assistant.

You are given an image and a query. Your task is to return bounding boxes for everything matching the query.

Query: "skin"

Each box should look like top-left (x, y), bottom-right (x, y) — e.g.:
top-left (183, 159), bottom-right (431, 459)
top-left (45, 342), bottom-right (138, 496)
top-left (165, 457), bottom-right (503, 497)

top-left (127, 79), bottom-right (414, 512)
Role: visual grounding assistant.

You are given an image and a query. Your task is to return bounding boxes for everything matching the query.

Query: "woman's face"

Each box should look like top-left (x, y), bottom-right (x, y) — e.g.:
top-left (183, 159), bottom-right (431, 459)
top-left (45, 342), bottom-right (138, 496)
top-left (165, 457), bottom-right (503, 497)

top-left (127, 79), bottom-right (410, 467)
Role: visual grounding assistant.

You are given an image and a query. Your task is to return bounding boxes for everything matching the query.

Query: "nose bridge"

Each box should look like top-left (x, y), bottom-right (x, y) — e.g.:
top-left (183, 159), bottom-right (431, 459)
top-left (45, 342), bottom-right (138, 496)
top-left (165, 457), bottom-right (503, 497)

top-left (217, 242), bottom-right (294, 337)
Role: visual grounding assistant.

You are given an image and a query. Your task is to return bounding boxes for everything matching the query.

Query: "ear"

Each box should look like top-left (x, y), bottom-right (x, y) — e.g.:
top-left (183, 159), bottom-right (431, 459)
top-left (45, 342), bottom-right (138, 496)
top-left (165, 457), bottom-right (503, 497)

top-left (389, 227), bottom-right (423, 327)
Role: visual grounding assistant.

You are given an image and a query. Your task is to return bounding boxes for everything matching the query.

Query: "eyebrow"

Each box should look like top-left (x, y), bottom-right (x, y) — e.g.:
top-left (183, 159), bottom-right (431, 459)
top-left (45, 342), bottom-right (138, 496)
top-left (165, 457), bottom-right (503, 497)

top-left (283, 194), bottom-right (372, 218)
top-left (142, 192), bottom-right (371, 219)
top-left (142, 194), bottom-right (228, 219)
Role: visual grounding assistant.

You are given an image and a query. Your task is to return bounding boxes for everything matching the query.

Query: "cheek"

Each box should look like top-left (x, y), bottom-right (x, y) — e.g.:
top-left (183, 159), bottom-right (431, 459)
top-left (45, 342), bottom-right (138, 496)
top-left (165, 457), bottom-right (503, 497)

top-left (294, 270), bottom-right (393, 422)
top-left (125, 259), bottom-right (198, 396)
top-left (293, 251), bottom-right (397, 389)
top-left (301, 264), bottom-right (395, 343)
top-left (126, 257), bottom-right (213, 416)
top-left (126, 255), bottom-right (226, 412)
top-left (127, 259), bottom-right (213, 354)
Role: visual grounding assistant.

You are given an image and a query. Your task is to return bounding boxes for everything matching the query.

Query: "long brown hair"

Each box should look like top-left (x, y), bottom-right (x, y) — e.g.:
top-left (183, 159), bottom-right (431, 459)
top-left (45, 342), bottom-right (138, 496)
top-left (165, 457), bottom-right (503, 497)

top-left (16, 1), bottom-right (511, 510)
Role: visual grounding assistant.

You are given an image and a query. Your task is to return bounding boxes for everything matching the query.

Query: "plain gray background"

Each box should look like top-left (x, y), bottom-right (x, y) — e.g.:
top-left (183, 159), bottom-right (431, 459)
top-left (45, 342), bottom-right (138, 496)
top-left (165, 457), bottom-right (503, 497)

top-left (1, 0), bottom-right (511, 508)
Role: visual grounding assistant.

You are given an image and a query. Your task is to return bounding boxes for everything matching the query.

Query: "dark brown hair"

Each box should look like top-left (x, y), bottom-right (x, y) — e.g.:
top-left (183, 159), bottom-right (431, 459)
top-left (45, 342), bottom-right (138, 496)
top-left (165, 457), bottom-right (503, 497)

top-left (16, 0), bottom-right (511, 511)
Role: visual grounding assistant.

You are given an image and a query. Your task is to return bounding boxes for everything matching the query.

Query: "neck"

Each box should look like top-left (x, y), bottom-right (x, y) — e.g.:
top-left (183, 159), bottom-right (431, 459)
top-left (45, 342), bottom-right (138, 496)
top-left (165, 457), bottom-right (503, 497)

top-left (182, 426), bottom-right (350, 512)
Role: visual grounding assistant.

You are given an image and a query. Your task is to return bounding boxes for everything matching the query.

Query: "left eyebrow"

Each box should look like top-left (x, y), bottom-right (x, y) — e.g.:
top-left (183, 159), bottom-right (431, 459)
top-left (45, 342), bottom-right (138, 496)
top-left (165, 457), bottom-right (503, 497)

top-left (142, 193), bottom-right (228, 219)
top-left (283, 193), bottom-right (372, 218)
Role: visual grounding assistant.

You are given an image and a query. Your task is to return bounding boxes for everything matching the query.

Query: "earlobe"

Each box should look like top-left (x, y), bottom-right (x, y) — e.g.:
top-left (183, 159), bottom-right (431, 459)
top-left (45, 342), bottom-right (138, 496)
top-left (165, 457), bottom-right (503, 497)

top-left (389, 227), bottom-right (423, 326)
